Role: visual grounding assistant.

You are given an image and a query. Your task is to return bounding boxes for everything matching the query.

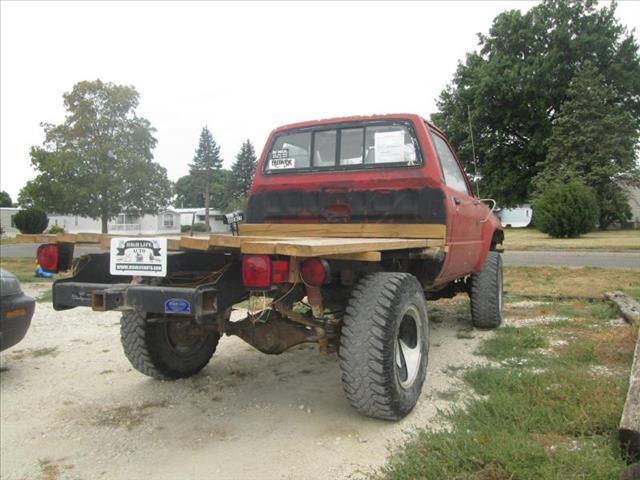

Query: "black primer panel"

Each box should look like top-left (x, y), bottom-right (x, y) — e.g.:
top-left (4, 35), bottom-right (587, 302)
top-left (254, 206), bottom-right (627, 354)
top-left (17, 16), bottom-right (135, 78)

top-left (246, 187), bottom-right (446, 224)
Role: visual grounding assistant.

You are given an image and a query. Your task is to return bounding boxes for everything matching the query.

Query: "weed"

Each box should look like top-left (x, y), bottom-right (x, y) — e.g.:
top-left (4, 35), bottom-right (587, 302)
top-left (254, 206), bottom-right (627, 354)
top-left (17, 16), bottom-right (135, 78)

top-left (435, 389), bottom-right (460, 401)
top-left (37, 289), bottom-right (53, 303)
top-left (477, 326), bottom-right (548, 361)
top-left (92, 401), bottom-right (167, 430)
top-left (38, 458), bottom-right (59, 480)
top-left (456, 329), bottom-right (475, 340)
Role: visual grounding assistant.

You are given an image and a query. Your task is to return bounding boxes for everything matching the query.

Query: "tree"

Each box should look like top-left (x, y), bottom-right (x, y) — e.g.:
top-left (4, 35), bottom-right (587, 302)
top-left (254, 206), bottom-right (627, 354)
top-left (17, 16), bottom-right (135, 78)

top-left (174, 169), bottom-right (232, 211)
top-left (431, 0), bottom-right (640, 206)
top-left (533, 179), bottom-right (599, 237)
top-left (189, 127), bottom-right (223, 231)
top-left (230, 139), bottom-right (257, 201)
top-left (13, 208), bottom-right (49, 234)
top-left (537, 62), bottom-right (639, 229)
top-left (19, 80), bottom-right (172, 233)
top-left (0, 191), bottom-right (11, 207)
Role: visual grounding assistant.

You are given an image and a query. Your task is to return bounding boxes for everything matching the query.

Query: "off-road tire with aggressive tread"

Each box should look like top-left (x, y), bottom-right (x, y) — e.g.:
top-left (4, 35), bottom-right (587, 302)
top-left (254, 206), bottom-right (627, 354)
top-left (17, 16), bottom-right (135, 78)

top-left (470, 251), bottom-right (503, 329)
top-left (120, 310), bottom-right (219, 380)
top-left (339, 273), bottom-right (429, 421)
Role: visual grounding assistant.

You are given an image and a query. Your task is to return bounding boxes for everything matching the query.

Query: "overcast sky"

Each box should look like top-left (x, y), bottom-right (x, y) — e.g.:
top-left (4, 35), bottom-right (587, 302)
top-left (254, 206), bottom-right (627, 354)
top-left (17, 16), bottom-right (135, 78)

top-left (1, 1), bottom-right (639, 202)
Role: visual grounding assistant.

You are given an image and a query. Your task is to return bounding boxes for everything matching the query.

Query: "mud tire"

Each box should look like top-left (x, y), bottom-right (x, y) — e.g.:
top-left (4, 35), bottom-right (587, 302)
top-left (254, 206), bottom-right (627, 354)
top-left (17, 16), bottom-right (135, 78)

top-left (120, 310), bottom-right (219, 380)
top-left (470, 251), bottom-right (503, 329)
top-left (339, 273), bottom-right (429, 420)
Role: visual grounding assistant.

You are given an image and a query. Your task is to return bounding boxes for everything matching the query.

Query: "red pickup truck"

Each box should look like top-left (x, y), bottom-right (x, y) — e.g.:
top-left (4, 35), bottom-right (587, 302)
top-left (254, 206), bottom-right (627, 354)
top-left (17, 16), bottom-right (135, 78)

top-left (39, 113), bottom-right (504, 420)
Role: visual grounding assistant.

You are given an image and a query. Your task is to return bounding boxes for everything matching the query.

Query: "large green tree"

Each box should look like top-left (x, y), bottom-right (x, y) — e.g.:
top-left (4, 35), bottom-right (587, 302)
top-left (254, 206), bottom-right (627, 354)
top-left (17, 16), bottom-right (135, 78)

top-left (19, 80), bottom-right (171, 232)
top-left (230, 139), bottom-right (257, 200)
top-left (536, 62), bottom-right (639, 229)
top-left (174, 169), bottom-right (232, 210)
top-left (431, 0), bottom-right (640, 206)
top-left (189, 127), bottom-right (223, 231)
top-left (0, 191), bottom-right (12, 207)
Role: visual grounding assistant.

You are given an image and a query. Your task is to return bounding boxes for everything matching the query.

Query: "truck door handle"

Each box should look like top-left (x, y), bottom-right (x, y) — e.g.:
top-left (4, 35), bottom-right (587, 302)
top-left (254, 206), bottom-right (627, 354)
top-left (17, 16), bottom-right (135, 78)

top-left (453, 197), bottom-right (461, 205)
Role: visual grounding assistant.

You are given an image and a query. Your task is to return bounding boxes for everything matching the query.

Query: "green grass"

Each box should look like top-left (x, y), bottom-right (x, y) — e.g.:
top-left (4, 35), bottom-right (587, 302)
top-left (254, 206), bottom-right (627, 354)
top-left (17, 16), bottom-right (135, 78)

top-left (477, 326), bottom-right (548, 361)
top-left (375, 305), bottom-right (635, 480)
top-left (503, 227), bottom-right (640, 251)
top-left (37, 289), bottom-right (53, 303)
top-left (0, 257), bottom-right (41, 283)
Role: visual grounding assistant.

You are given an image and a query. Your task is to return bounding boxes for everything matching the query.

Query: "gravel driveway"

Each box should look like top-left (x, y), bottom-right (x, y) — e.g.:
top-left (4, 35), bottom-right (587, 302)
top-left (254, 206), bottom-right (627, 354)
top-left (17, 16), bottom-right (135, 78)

top-left (0, 284), bottom-right (490, 480)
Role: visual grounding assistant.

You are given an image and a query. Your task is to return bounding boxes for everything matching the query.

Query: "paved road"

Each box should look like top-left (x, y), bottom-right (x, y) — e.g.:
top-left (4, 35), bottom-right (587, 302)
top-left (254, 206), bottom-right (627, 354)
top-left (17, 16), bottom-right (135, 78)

top-left (502, 250), bottom-right (640, 268)
top-left (1, 243), bottom-right (638, 268)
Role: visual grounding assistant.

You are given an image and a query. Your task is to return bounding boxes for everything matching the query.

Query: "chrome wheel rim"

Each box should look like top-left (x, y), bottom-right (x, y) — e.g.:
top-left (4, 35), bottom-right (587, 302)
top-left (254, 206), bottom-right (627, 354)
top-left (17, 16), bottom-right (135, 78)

top-left (395, 305), bottom-right (423, 389)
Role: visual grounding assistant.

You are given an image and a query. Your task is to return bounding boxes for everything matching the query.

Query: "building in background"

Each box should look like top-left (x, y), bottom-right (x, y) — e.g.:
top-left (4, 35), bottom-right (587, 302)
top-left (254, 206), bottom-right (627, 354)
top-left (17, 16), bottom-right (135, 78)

top-left (174, 208), bottom-right (231, 233)
top-left (497, 204), bottom-right (533, 228)
top-left (0, 207), bottom-right (21, 236)
top-left (0, 208), bottom-right (181, 236)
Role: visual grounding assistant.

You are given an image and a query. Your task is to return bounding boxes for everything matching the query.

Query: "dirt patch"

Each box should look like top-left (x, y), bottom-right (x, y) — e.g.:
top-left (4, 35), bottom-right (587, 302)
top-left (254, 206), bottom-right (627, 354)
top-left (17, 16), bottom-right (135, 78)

top-left (0, 286), bottom-right (491, 480)
top-left (503, 315), bottom-right (569, 327)
top-left (91, 401), bottom-right (169, 430)
top-left (11, 347), bottom-right (58, 360)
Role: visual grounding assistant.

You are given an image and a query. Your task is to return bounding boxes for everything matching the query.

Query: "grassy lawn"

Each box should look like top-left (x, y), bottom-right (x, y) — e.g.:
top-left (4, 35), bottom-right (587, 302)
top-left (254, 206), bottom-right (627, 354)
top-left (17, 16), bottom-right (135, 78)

top-left (504, 228), bottom-right (640, 251)
top-left (0, 237), bottom-right (17, 245)
top-left (376, 267), bottom-right (638, 480)
top-left (0, 257), bottom-right (42, 283)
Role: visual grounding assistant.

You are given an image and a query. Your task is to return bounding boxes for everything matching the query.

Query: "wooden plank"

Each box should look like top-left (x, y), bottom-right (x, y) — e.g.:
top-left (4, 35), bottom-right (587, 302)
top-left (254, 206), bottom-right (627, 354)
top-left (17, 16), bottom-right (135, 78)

top-left (179, 236), bottom-right (211, 251)
top-left (75, 233), bottom-right (101, 243)
top-left (56, 233), bottom-right (77, 243)
top-left (240, 238), bottom-right (428, 257)
top-left (239, 223), bottom-right (447, 239)
top-left (15, 234), bottom-right (57, 244)
top-left (619, 325), bottom-right (640, 462)
top-left (324, 251), bottom-right (382, 262)
top-left (167, 239), bottom-right (181, 251)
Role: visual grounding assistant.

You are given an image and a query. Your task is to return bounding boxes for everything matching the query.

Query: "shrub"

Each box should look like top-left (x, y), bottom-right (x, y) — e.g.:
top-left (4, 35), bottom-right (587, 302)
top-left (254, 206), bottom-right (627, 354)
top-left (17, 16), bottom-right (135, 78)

top-left (533, 180), bottom-right (599, 238)
top-left (13, 208), bottom-right (49, 234)
top-left (180, 222), bottom-right (207, 233)
top-left (48, 224), bottom-right (65, 234)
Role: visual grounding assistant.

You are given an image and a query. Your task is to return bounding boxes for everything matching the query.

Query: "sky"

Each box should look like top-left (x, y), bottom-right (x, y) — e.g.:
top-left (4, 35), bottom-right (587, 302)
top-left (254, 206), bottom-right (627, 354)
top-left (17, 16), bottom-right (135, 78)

top-left (1, 1), bottom-right (639, 203)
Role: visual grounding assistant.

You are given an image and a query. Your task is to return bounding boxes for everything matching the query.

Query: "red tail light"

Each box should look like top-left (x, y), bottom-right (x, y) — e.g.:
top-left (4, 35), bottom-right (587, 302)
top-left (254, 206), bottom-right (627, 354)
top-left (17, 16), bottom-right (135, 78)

top-left (300, 258), bottom-right (328, 286)
top-left (242, 255), bottom-right (271, 288)
top-left (37, 244), bottom-right (59, 273)
top-left (271, 260), bottom-right (290, 284)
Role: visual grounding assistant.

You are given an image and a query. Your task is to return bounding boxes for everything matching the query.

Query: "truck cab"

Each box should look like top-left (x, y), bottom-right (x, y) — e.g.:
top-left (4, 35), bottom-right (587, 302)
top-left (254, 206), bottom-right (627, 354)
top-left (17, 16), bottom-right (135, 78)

top-left (248, 114), bottom-right (503, 287)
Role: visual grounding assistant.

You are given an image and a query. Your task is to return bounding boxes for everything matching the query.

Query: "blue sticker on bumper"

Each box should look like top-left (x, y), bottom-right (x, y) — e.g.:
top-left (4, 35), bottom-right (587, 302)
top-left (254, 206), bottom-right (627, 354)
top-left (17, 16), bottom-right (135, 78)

top-left (165, 298), bottom-right (191, 314)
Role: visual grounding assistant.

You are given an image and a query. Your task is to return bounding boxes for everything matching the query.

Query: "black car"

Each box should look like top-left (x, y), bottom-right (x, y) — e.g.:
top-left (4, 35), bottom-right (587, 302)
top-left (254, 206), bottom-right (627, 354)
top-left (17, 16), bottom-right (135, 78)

top-left (0, 268), bottom-right (35, 351)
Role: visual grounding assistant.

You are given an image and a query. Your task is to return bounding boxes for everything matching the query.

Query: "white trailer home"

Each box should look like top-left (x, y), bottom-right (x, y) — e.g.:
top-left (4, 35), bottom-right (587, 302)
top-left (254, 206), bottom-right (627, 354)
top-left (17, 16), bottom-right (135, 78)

top-left (47, 209), bottom-right (181, 235)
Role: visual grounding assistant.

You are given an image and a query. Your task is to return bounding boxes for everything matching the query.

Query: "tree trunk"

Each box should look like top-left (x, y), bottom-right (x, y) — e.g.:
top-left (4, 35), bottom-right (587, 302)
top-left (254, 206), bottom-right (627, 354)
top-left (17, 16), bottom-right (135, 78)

top-left (101, 215), bottom-right (108, 234)
top-left (204, 178), bottom-right (211, 233)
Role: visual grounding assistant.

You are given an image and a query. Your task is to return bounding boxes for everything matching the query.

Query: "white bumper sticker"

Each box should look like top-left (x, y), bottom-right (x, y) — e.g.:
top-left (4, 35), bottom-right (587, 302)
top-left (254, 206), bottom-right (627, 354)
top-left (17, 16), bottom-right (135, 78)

top-left (109, 238), bottom-right (167, 277)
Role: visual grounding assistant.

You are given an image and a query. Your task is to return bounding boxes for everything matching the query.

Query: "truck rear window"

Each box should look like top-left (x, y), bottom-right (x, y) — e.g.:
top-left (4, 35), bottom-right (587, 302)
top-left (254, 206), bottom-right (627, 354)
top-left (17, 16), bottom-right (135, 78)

top-left (265, 123), bottom-right (420, 172)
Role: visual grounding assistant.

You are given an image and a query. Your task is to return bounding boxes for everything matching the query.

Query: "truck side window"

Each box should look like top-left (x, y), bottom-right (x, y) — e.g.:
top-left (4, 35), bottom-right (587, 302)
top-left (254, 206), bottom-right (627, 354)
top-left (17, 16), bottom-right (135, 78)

top-left (431, 133), bottom-right (469, 194)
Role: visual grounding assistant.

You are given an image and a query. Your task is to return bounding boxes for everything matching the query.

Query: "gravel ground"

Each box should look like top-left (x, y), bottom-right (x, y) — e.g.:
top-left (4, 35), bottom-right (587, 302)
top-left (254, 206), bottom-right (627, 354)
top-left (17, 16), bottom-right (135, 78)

top-left (1, 284), bottom-right (491, 480)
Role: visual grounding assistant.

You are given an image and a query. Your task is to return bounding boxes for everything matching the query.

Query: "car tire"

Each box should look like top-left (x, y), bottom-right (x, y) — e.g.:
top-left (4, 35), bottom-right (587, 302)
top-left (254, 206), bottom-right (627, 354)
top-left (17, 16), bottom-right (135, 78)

top-left (470, 251), bottom-right (503, 329)
top-left (120, 310), bottom-right (219, 380)
top-left (339, 273), bottom-right (429, 421)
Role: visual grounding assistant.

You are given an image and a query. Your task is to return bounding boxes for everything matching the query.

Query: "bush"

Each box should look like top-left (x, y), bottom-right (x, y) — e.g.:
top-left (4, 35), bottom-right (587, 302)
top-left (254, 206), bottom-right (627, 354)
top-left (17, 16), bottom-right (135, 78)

top-left (180, 222), bottom-right (207, 233)
top-left (48, 224), bottom-right (65, 234)
top-left (13, 208), bottom-right (49, 234)
top-left (533, 180), bottom-right (599, 238)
